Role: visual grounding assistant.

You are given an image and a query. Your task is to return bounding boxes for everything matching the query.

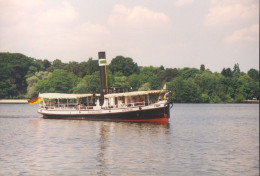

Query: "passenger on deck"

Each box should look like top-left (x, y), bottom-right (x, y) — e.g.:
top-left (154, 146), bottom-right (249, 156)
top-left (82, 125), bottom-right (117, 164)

top-left (164, 92), bottom-right (169, 100)
top-left (55, 99), bottom-right (58, 107)
top-left (131, 98), bottom-right (135, 107)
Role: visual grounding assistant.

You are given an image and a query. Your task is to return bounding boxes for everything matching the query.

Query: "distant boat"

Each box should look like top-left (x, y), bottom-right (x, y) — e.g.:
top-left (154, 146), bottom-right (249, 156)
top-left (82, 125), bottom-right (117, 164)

top-left (37, 52), bottom-right (172, 123)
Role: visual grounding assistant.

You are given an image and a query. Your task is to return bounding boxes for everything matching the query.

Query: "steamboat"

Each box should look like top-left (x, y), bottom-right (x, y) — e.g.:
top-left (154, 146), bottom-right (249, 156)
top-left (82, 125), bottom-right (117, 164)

top-left (37, 52), bottom-right (172, 123)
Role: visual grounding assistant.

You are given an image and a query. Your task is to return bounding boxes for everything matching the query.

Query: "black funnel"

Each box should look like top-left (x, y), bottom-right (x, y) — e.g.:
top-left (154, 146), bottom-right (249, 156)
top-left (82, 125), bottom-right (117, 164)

top-left (98, 51), bottom-right (108, 106)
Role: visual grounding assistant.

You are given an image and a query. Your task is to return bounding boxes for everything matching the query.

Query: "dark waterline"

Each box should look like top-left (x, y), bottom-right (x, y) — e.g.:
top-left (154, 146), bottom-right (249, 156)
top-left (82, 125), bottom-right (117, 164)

top-left (0, 104), bottom-right (259, 176)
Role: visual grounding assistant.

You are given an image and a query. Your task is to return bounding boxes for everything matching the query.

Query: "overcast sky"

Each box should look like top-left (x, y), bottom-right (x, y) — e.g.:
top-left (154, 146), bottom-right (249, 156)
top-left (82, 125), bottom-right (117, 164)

top-left (0, 0), bottom-right (259, 72)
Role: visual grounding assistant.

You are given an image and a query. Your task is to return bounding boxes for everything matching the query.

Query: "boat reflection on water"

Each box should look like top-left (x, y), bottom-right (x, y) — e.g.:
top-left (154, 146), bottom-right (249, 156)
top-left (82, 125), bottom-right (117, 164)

top-left (29, 118), bottom-right (171, 175)
top-left (95, 121), bottom-right (171, 175)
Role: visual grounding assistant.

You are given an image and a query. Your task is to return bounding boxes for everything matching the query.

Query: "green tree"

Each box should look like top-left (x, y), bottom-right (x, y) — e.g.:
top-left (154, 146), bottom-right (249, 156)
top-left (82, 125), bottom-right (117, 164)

top-left (240, 81), bottom-right (259, 100)
top-left (195, 71), bottom-right (221, 96)
top-left (35, 79), bottom-right (51, 93)
top-left (128, 74), bottom-right (142, 91)
top-left (66, 61), bottom-right (80, 76)
top-left (221, 68), bottom-right (232, 77)
top-left (200, 64), bottom-right (205, 71)
top-left (232, 63), bottom-right (241, 78)
top-left (247, 68), bottom-right (259, 81)
top-left (168, 77), bottom-right (201, 103)
top-left (157, 68), bottom-right (179, 83)
top-left (201, 93), bottom-right (210, 103)
top-left (0, 62), bottom-right (14, 98)
top-left (52, 59), bottom-right (64, 69)
top-left (239, 74), bottom-right (253, 82)
top-left (10, 65), bottom-right (28, 95)
top-left (26, 75), bottom-right (39, 98)
top-left (112, 76), bottom-right (130, 87)
top-left (85, 58), bottom-right (99, 75)
top-left (181, 78), bottom-right (201, 103)
top-left (27, 66), bottom-right (38, 76)
top-left (233, 63), bottom-right (240, 73)
top-left (149, 75), bottom-right (161, 90)
top-left (36, 69), bottom-right (78, 93)
top-left (138, 82), bottom-right (151, 91)
top-left (181, 67), bottom-right (200, 79)
top-left (0, 53), bottom-right (40, 97)
top-left (140, 66), bottom-right (160, 75)
top-left (234, 93), bottom-right (245, 103)
top-left (73, 71), bottom-right (100, 93)
top-left (0, 52), bottom-right (258, 103)
top-left (109, 56), bottom-right (139, 76)
top-left (159, 65), bottom-right (165, 70)
top-left (26, 71), bottom-right (50, 98)
top-left (48, 69), bottom-right (79, 93)
top-left (139, 67), bottom-right (161, 90)
top-left (75, 58), bottom-right (99, 78)
top-left (47, 59), bottom-right (65, 72)
top-left (43, 59), bottom-right (51, 70)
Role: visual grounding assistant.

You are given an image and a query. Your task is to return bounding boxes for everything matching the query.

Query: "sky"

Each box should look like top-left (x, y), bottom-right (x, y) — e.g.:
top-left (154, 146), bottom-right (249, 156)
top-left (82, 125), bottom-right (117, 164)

top-left (0, 0), bottom-right (259, 72)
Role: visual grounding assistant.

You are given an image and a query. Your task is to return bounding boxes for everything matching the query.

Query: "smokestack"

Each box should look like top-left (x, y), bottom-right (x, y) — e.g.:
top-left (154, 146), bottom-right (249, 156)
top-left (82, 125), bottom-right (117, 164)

top-left (98, 51), bottom-right (108, 106)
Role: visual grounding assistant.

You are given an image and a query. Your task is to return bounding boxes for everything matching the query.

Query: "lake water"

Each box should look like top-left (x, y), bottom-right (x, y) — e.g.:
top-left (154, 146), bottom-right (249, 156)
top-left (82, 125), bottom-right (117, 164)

top-left (0, 104), bottom-right (259, 176)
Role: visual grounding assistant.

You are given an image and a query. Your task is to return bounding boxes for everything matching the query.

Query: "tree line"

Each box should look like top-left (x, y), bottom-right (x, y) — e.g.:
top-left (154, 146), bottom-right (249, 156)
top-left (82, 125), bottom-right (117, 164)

top-left (0, 52), bottom-right (259, 103)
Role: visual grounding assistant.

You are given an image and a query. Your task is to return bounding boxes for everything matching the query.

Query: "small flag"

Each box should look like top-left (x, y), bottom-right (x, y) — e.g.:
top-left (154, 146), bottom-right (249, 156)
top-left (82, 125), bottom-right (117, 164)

top-left (28, 97), bottom-right (42, 105)
top-left (163, 83), bottom-right (167, 90)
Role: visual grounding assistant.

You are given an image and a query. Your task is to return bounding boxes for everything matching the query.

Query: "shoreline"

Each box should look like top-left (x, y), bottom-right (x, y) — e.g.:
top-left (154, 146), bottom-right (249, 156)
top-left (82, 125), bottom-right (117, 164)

top-left (0, 99), bottom-right (28, 104)
top-left (0, 99), bottom-right (258, 104)
top-left (243, 100), bottom-right (259, 104)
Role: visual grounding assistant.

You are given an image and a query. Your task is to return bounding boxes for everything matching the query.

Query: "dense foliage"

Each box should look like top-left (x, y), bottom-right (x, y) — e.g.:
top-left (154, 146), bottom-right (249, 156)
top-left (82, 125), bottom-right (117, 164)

top-left (0, 52), bottom-right (259, 103)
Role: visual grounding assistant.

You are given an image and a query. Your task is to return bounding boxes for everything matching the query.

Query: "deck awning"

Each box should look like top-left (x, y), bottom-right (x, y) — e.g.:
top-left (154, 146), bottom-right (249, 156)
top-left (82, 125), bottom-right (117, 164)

top-left (104, 90), bottom-right (167, 98)
top-left (39, 90), bottom-right (166, 99)
top-left (39, 93), bottom-right (100, 99)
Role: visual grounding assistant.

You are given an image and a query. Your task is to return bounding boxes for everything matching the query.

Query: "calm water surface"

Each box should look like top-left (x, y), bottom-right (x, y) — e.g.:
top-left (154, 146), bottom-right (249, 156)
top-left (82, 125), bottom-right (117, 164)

top-left (0, 104), bottom-right (259, 176)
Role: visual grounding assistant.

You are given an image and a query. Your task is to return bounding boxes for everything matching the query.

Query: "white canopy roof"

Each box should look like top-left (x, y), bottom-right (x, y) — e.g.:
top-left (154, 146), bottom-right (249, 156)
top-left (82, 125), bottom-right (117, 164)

top-left (39, 90), bottom-right (166, 99)
top-left (39, 93), bottom-right (99, 99)
top-left (104, 90), bottom-right (167, 98)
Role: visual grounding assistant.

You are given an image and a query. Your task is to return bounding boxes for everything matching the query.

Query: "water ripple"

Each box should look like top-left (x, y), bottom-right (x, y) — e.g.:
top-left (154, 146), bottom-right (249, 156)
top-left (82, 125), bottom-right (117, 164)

top-left (0, 104), bottom-right (259, 175)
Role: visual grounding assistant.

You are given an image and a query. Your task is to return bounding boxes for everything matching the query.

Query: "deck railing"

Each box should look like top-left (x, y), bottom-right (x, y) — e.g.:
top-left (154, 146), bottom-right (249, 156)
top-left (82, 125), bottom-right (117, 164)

top-left (41, 101), bottom-right (152, 110)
